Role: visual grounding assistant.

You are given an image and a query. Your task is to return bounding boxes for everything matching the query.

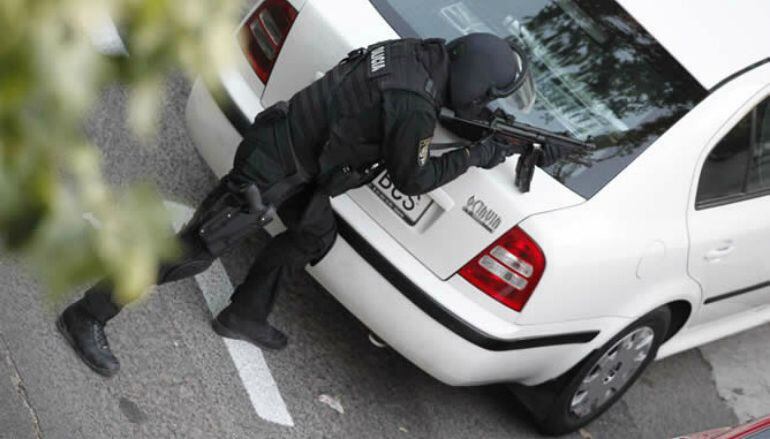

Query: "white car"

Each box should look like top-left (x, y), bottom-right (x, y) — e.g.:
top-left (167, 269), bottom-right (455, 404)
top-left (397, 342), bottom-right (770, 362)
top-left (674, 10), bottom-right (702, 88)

top-left (185, 0), bottom-right (770, 434)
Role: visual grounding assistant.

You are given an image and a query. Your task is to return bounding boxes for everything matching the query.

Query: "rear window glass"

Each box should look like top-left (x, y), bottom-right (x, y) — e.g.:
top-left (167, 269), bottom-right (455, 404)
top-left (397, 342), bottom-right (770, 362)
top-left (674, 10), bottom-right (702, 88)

top-left (369, 0), bottom-right (707, 198)
top-left (697, 96), bottom-right (770, 208)
top-left (697, 113), bottom-right (752, 204)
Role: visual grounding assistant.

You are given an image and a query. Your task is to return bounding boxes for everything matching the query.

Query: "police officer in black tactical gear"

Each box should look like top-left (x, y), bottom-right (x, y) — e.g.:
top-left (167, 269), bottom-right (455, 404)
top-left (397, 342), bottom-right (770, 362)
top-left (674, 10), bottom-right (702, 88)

top-left (57, 33), bottom-right (552, 377)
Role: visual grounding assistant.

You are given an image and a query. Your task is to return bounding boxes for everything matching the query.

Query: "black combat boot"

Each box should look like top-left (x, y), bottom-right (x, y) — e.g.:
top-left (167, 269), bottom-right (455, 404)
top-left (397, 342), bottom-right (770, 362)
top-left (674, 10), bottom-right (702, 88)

top-left (212, 306), bottom-right (288, 350)
top-left (56, 303), bottom-right (120, 377)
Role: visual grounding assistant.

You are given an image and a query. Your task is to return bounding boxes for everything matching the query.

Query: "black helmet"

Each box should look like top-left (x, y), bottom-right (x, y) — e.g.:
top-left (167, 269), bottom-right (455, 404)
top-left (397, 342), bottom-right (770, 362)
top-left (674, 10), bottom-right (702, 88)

top-left (446, 33), bottom-right (531, 119)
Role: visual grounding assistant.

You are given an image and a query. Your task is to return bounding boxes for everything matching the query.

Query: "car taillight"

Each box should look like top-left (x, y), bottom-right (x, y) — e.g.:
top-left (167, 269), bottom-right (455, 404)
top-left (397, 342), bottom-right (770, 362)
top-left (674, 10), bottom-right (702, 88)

top-left (239, 0), bottom-right (298, 83)
top-left (459, 226), bottom-right (545, 312)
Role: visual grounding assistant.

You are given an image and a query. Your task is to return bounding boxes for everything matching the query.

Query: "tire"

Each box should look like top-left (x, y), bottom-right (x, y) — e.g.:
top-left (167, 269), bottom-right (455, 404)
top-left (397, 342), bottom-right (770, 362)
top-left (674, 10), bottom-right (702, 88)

top-left (514, 307), bottom-right (671, 436)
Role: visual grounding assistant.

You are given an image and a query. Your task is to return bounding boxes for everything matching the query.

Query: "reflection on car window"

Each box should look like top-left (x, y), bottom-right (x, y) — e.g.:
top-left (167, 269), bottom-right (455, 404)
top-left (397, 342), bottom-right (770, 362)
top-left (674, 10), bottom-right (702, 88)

top-left (369, 0), bottom-right (707, 197)
top-left (747, 98), bottom-right (770, 192)
top-left (697, 114), bottom-right (752, 204)
top-left (697, 97), bottom-right (770, 208)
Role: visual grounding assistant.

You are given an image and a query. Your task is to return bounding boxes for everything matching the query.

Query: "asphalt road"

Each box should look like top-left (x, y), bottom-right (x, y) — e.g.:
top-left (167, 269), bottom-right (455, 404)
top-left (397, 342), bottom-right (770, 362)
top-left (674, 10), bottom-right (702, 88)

top-left (1, 74), bottom-right (767, 439)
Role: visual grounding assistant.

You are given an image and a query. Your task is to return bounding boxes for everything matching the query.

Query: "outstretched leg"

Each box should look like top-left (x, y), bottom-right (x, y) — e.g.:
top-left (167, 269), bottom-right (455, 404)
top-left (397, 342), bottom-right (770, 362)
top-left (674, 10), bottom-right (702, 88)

top-left (57, 182), bottom-right (228, 376)
top-left (213, 185), bottom-right (337, 350)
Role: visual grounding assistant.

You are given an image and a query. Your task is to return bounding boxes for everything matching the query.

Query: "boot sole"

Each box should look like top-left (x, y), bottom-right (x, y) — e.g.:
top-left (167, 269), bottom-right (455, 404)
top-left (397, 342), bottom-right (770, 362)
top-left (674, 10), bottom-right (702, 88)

top-left (211, 319), bottom-right (287, 351)
top-left (56, 315), bottom-right (118, 378)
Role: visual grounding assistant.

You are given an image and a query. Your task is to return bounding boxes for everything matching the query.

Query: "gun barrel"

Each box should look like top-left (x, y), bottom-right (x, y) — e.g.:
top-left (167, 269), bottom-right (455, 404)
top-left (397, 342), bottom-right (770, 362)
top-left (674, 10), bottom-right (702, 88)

top-left (438, 109), bottom-right (594, 151)
top-left (492, 119), bottom-right (594, 150)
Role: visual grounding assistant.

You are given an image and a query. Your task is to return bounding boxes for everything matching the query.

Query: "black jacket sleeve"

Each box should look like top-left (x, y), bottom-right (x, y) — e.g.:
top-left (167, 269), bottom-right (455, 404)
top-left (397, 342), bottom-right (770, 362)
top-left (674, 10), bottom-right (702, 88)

top-left (381, 91), bottom-right (472, 196)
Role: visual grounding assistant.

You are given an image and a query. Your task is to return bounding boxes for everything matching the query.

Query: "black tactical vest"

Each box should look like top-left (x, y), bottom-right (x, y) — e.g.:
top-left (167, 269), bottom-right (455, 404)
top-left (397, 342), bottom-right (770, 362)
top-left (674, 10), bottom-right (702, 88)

top-left (286, 38), bottom-right (450, 178)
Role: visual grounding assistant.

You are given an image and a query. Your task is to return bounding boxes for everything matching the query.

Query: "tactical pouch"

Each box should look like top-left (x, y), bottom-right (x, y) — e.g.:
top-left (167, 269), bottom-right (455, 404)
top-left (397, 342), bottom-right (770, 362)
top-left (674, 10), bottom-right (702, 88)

top-left (183, 177), bottom-right (273, 256)
top-left (198, 199), bottom-right (263, 256)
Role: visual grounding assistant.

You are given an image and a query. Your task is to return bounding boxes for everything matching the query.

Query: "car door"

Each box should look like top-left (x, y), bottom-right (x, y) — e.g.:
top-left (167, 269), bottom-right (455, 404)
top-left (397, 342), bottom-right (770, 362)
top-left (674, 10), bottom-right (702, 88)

top-left (688, 94), bottom-right (770, 325)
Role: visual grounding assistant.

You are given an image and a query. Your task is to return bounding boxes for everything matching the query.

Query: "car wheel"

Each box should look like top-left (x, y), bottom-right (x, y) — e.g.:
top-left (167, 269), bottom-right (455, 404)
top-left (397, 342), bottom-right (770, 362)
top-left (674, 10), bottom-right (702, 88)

top-left (514, 307), bottom-right (671, 436)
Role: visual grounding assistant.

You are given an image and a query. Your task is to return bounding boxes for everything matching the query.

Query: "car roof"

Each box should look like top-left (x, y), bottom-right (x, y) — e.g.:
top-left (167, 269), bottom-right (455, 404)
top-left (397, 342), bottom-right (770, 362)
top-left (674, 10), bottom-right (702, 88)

top-left (617, 0), bottom-right (770, 90)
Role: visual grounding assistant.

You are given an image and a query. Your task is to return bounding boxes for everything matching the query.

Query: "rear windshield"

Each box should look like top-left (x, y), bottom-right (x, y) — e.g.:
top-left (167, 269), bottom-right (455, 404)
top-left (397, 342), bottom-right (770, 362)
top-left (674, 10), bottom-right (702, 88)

top-left (369, 0), bottom-right (707, 198)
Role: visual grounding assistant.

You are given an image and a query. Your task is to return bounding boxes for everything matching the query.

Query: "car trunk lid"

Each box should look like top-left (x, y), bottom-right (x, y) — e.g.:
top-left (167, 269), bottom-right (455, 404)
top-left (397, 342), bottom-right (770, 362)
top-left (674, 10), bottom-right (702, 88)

top-left (346, 126), bottom-right (585, 279)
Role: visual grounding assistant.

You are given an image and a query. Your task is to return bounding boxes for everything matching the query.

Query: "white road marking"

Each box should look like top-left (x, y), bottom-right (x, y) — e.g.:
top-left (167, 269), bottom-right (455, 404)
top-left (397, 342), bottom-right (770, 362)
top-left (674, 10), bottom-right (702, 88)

top-left (165, 201), bottom-right (294, 427)
top-left (699, 324), bottom-right (770, 422)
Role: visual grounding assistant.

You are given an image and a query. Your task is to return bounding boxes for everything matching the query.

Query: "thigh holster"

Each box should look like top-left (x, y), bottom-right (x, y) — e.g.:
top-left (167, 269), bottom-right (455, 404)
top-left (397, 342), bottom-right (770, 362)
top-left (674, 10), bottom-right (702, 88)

top-left (180, 177), bottom-right (274, 257)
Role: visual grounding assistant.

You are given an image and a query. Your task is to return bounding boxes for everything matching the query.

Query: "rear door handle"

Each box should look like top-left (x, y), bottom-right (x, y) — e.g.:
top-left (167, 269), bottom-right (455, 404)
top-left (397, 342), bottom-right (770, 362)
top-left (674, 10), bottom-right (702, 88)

top-left (704, 242), bottom-right (734, 262)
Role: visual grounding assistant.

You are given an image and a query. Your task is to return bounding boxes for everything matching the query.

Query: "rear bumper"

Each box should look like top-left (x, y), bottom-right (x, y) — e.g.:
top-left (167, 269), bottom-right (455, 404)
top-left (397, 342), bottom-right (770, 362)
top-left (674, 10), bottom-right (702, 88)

top-left (335, 218), bottom-right (598, 352)
top-left (314, 195), bottom-right (623, 386)
top-left (185, 79), bottom-right (244, 178)
top-left (185, 76), bottom-right (627, 386)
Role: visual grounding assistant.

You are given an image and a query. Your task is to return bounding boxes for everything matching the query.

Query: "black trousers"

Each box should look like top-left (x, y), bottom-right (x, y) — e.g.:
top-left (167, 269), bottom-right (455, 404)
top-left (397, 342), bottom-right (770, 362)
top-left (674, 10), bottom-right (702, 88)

top-left (79, 179), bottom-right (336, 324)
top-left (78, 120), bottom-right (337, 324)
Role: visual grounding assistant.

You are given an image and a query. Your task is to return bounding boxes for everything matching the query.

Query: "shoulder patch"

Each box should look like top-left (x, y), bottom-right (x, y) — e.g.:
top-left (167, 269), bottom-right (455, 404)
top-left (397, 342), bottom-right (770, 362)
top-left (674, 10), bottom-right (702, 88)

top-left (368, 45), bottom-right (390, 78)
top-left (418, 137), bottom-right (432, 167)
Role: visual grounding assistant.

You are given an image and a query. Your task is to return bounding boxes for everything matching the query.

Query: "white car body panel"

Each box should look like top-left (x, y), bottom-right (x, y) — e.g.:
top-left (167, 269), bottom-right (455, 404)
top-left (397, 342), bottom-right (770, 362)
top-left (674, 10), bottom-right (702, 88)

top-left (261, 0), bottom-right (398, 106)
top-left (687, 82), bottom-right (770, 325)
top-left (516, 63), bottom-right (770, 327)
top-left (186, 79), bottom-right (243, 178)
top-left (184, 0), bottom-right (770, 386)
top-left (224, 54), bottom-right (267, 120)
top-left (617, 0), bottom-right (770, 89)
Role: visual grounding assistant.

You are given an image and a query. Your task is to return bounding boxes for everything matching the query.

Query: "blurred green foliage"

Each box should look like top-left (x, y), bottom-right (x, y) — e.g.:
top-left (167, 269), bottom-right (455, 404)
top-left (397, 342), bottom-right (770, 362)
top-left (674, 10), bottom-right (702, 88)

top-left (0, 0), bottom-right (238, 304)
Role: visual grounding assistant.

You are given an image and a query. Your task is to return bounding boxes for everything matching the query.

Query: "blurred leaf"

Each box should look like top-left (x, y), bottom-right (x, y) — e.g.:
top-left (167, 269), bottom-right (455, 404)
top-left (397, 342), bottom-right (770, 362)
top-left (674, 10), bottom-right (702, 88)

top-left (0, 0), bottom-right (238, 302)
top-left (128, 77), bottom-right (163, 138)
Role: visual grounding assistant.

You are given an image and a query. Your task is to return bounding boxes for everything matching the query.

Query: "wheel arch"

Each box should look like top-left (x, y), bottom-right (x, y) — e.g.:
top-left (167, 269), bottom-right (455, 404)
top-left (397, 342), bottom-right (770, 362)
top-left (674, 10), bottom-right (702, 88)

top-left (662, 300), bottom-right (692, 342)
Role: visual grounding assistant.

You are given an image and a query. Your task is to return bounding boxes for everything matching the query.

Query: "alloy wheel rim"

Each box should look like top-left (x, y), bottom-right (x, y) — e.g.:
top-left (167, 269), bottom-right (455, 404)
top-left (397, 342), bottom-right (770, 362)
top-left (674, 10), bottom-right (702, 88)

top-left (569, 326), bottom-right (655, 418)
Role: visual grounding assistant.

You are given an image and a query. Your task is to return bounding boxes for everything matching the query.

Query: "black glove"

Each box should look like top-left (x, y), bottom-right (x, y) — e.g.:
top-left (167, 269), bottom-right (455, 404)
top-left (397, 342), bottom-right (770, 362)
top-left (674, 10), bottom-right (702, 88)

top-left (537, 142), bottom-right (592, 167)
top-left (537, 143), bottom-right (566, 168)
top-left (468, 135), bottom-right (519, 169)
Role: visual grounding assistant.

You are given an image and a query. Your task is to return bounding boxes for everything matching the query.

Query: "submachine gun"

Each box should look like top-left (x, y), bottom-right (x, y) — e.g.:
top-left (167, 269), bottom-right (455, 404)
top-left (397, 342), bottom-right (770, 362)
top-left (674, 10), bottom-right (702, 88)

top-left (439, 109), bottom-right (595, 193)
